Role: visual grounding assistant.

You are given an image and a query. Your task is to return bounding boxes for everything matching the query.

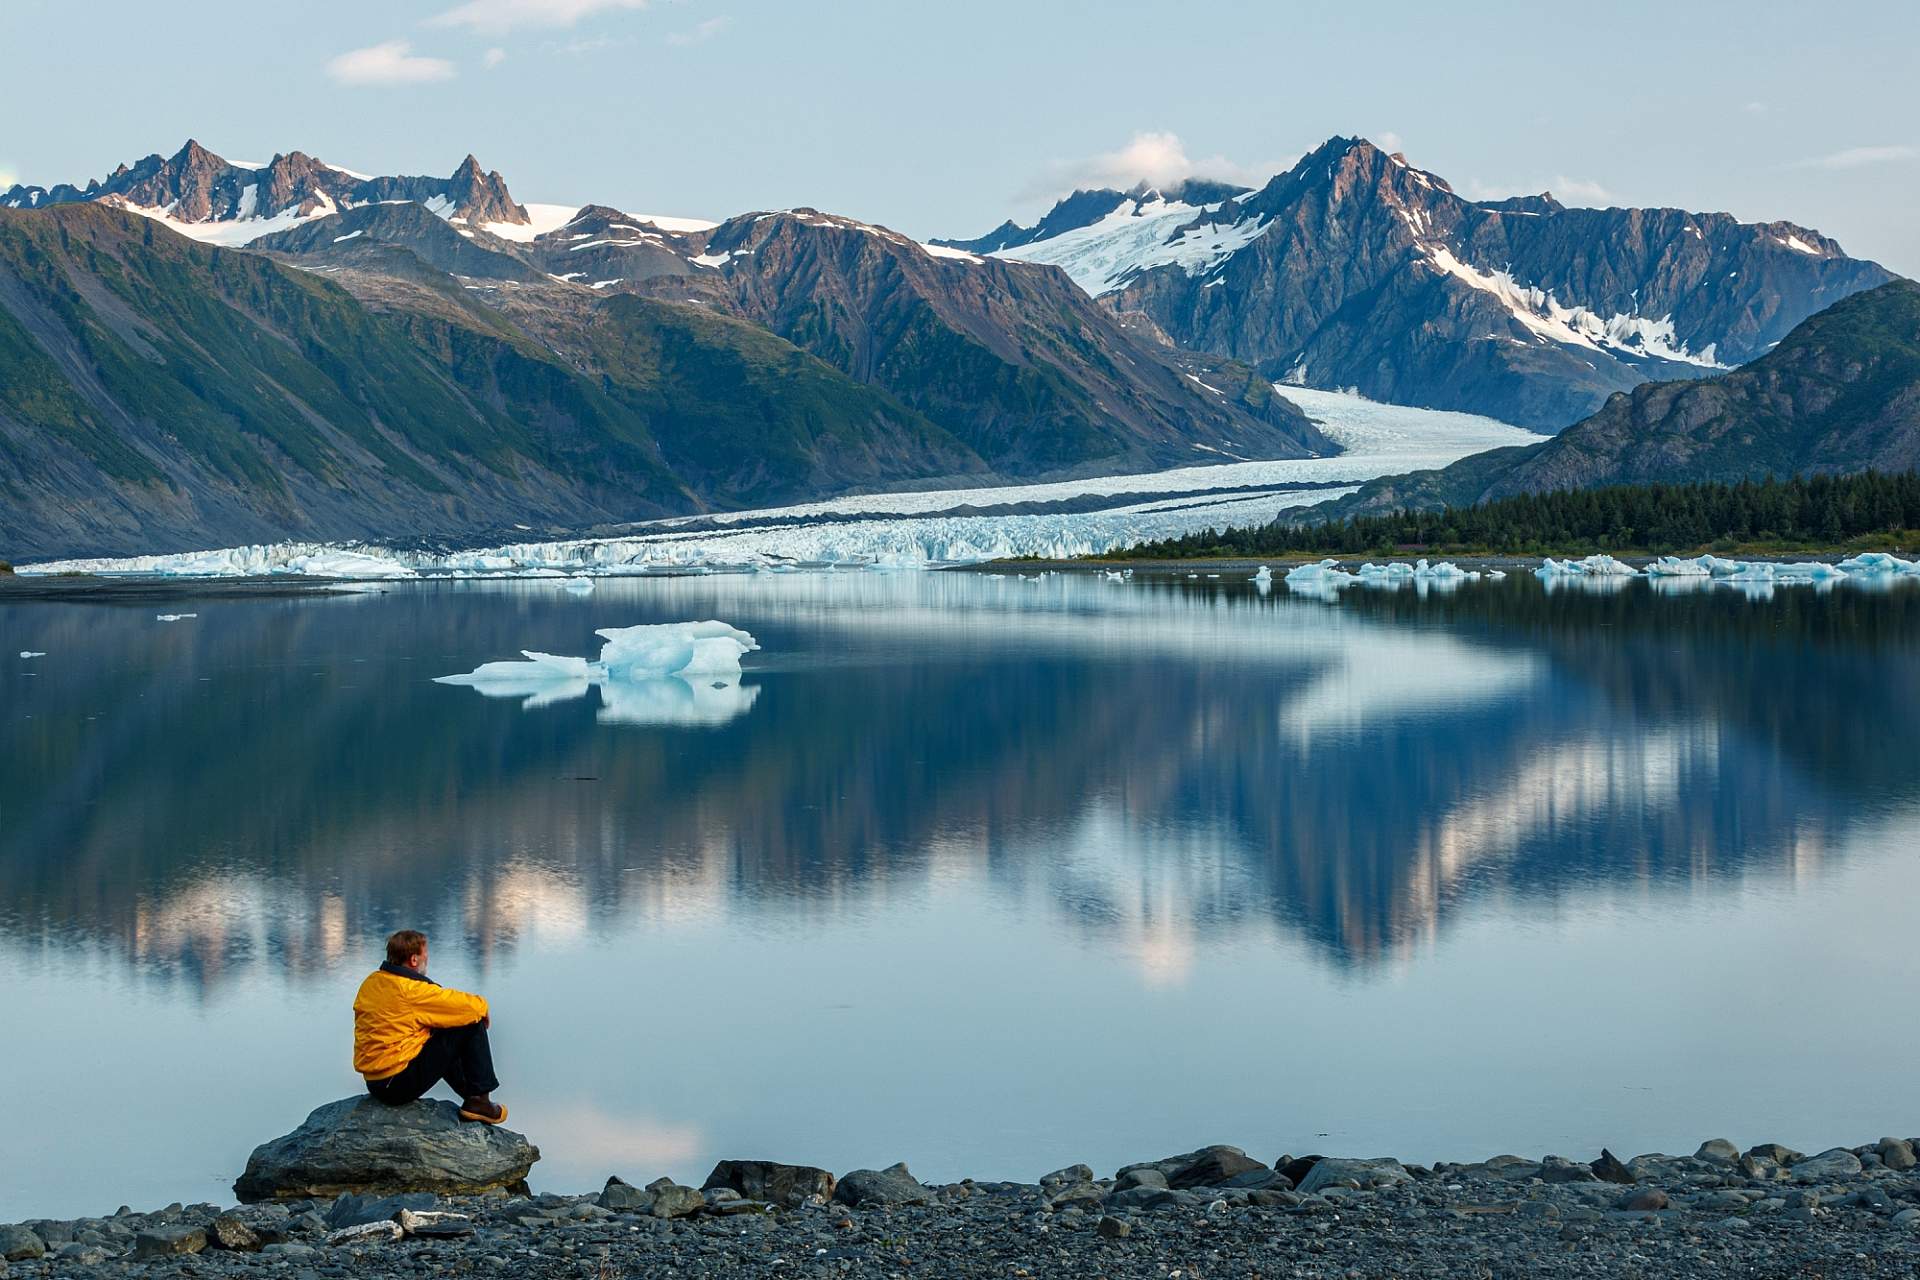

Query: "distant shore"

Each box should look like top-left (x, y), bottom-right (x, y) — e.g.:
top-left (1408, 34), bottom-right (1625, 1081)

top-left (4, 1137), bottom-right (1918, 1277)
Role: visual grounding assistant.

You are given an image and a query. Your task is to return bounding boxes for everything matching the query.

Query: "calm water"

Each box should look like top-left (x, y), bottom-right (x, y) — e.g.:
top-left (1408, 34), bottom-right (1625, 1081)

top-left (4, 571), bottom-right (1919, 1219)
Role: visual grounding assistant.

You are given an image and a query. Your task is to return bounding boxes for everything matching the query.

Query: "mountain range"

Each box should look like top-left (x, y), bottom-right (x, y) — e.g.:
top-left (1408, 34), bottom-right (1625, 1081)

top-left (943, 137), bottom-right (1895, 430)
top-left (0, 143), bottom-right (1327, 559)
top-left (0, 135), bottom-right (1909, 559)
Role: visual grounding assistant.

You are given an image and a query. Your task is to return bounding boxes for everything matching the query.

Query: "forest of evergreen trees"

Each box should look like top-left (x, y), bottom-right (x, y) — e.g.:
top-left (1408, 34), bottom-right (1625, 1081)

top-left (1119, 472), bottom-right (1920, 559)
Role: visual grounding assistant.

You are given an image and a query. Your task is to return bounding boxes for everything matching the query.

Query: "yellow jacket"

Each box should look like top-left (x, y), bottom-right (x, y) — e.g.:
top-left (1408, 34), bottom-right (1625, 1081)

top-left (352, 964), bottom-right (490, 1080)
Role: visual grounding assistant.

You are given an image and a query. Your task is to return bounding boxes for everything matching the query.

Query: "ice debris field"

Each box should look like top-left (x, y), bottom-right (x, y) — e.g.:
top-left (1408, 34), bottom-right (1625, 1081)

top-left (18, 390), bottom-right (1537, 578)
top-left (1276, 551), bottom-right (1920, 600)
top-left (434, 622), bottom-right (761, 728)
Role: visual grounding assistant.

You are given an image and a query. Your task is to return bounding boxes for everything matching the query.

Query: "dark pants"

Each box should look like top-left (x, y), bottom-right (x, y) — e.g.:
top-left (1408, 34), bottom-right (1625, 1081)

top-left (366, 1023), bottom-right (499, 1106)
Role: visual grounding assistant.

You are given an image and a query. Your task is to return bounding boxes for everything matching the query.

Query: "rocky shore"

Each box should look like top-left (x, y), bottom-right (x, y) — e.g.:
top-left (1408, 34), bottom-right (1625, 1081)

top-left (9, 1124), bottom-right (1920, 1278)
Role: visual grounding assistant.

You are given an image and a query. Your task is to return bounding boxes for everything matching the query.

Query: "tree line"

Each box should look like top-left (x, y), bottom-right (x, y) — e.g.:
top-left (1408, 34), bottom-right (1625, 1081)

top-left (1117, 471), bottom-right (1920, 559)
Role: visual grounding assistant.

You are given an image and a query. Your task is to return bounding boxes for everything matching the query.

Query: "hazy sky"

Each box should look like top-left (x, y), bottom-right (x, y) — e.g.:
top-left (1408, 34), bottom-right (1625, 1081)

top-left (4, 0), bottom-right (1916, 273)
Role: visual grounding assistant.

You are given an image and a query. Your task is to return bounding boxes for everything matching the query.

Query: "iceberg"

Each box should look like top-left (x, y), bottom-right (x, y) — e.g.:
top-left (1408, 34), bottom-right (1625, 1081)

top-left (435, 621), bottom-right (760, 727)
top-left (1251, 565), bottom-right (1273, 583)
top-left (19, 651), bottom-right (46, 659)
top-left (1285, 558), bottom-right (1355, 587)
top-left (1647, 556), bottom-right (1712, 577)
top-left (1772, 560), bottom-right (1850, 581)
top-left (155, 613), bottom-right (198, 622)
top-left (1838, 552), bottom-right (1919, 575)
top-left (1536, 554), bottom-right (1639, 578)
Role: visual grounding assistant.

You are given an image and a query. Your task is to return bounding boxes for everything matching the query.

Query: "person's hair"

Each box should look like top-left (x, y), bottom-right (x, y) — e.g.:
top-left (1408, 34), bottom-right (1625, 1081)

top-left (386, 930), bottom-right (429, 966)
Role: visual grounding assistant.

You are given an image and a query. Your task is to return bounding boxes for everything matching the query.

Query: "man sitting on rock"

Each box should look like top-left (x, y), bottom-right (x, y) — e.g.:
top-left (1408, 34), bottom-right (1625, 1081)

top-left (353, 930), bottom-right (507, 1124)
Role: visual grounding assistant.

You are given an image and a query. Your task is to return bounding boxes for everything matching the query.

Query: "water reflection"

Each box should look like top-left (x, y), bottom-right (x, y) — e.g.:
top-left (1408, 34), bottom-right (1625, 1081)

top-left (4, 574), bottom-right (1917, 987)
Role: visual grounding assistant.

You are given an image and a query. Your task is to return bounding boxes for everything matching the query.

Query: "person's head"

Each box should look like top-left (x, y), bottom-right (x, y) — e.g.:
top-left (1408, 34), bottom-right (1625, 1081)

top-left (386, 929), bottom-right (428, 972)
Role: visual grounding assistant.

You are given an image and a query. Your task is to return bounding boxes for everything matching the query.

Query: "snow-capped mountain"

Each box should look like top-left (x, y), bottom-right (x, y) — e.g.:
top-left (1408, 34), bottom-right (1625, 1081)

top-left (0, 140), bottom-right (539, 246)
top-left (947, 137), bottom-right (1896, 428)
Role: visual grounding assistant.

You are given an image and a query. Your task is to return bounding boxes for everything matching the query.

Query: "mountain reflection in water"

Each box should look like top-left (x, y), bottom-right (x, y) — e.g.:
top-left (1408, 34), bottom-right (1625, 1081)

top-left (5, 574), bottom-right (1915, 987)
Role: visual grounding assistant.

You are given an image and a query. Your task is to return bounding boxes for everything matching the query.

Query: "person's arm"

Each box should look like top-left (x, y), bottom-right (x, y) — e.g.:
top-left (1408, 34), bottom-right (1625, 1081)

top-left (409, 983), bottom-right (490, 1028)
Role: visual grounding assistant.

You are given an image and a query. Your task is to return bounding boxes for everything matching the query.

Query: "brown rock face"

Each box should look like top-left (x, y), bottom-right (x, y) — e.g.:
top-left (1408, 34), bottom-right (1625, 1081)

top-left (4, 140), bottom-right (531, 230)
top-left (627, 208), bottom-right (1333, 474)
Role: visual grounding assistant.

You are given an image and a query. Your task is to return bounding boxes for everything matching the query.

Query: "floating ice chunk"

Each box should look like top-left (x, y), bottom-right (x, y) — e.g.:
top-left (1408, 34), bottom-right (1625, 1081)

top-left (1251, 565), bottom-right (1273, 583)
top-left (19, 651), bottom-right (46, 659)
top-left (1647, 556), bottom-right (1712, 577)
top-left (1413, 558), bottom-right (1474, 579)
top-left (436, 621), bottom-right (760, 724)
top-left (1486, 569), bottom-right (1507, 580)
top-left (596, 621), bottom-right (758, 679)
top-left (563, 576), bottom-right (595, 593)
top-left (1286, 558), bottom-right (1357, 590)
top-left (435, 651), bottom-right (595, 708)
top-left (1838, 552), bottom-right (1917, 575)
top-left (155, 613), bottom-right (198, 622)
top-left (1536, 555), bottom-right (1639, 578)
top-left (1773, 561), bottom-right (1849, 581)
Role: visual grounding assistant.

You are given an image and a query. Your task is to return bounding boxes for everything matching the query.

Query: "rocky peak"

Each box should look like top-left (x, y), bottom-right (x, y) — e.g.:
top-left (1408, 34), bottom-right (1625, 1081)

top-left (446, 155), bottom-right (527, 226)
top-left (257, 151), bottom-right (358, 218)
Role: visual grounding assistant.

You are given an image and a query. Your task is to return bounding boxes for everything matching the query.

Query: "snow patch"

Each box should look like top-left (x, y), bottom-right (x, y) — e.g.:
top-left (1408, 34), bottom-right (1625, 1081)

top-left (1424, 246), bottom-right (1726, 368)
top-left (989, 196), bottom-right (1269, 296)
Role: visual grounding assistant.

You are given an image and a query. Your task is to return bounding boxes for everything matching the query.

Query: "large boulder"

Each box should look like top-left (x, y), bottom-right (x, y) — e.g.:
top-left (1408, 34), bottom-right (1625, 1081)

top-left (1295, 1157), bottom-right (1412, 1195)
top-left (234, 1097), bottom-right (538, 1202)
top-left (833, 1163), bottom-right (931, 1207)
top-left (703, 1160), bottom-right (836, 1208)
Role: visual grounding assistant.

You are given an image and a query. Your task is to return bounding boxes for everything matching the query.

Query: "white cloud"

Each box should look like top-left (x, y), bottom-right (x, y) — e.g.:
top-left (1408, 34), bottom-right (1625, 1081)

top-left (1792, 144), bottom-right (1918, 171)
top-left (1742, 101), bottom-right (1768, 115)
top-left (482, 46), bottom-right (507, 69)
top-left (1021, 131), bottom-right (1275, 201)
top-left (428, 0), bottom-right (647, 34)
top-left (326, 40), bottom-right (456, 86)
top-left (0, 166), bottom-right (17, 190)
top-left (1376, 131), bottom-right (1405, 154)
top-left (667, 15), bottom-right (731, 45)
top-left (1465, 175), bottom-right (1612, 207)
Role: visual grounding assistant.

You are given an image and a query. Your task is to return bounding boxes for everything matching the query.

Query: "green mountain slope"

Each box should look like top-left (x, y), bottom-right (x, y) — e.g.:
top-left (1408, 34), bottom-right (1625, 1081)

top-left (0, 205), bottom-right (980, 559)
top-left (1302, 279), bottom-right (1920, 521)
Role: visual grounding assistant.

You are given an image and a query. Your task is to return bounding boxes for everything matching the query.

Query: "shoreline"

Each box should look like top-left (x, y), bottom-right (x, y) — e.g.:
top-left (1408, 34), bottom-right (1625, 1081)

top-left (7, 1135), bottom-right (1919, 1277)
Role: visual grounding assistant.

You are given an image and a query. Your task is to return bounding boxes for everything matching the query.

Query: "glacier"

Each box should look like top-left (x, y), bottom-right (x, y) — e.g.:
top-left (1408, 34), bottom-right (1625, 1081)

top-left (17, 388), bottom-right (1539, 579)
top-left (986, 194), bottom-right (1269, 296)
top-left (435, 622), bottom-right (760, 727)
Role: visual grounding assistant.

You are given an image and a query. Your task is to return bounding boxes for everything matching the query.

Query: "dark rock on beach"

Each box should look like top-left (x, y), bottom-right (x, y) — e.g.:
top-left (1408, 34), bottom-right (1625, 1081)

top-left (833, 1162), bottom-right (931, 1207)
top-left (232, 1097), bottom-right (539, 1202)
top-left (702, 1159), bottom-right (836, 1208)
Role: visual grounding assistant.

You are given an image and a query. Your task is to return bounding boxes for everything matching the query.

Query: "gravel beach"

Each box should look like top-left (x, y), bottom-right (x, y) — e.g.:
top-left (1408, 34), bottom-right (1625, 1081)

top-left (9, 1139), bottom-right (1920, 1278)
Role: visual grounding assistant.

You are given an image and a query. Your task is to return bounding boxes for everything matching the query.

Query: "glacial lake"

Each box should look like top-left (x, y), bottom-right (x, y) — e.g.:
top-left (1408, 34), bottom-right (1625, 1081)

top-left (4, 569), bottom-right (1919, 1219)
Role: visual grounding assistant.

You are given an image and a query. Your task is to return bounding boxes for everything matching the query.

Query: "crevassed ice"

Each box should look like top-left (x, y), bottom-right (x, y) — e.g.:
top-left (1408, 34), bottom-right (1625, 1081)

top-left (988, 196), bottom-right (1268, 296)
top-left (18, 389), bottom-right (1538, 579)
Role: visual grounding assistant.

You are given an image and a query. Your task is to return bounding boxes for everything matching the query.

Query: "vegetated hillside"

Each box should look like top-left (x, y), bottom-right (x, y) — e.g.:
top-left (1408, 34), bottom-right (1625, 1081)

top-left (0, 204), bottom-right (981, 559)
top-left (259, 203), bottom-right (1336, 475)
top-left (1294, 279), bottom-right (1920, 524)
top-left (1120, 471), bottom-right (1920, 559)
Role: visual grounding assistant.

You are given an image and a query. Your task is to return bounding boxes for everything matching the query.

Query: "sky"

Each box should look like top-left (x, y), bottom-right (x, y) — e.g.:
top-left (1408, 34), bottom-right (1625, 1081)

top-left (2, 0), bottom-right (1917, 274)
